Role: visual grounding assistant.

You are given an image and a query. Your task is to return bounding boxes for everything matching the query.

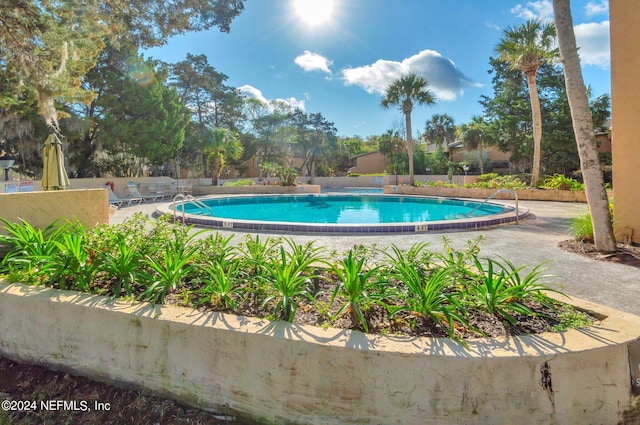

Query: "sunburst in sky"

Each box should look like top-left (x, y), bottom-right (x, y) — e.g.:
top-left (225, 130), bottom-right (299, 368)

top-left (293, 0), bottom-right (336, 26)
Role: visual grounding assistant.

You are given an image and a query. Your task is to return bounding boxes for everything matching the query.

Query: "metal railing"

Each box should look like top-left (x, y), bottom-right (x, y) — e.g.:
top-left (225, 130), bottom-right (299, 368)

top-left (172, 194), bottom-right (213, 223)
top-left (465, 189), bottom-right (519, 223)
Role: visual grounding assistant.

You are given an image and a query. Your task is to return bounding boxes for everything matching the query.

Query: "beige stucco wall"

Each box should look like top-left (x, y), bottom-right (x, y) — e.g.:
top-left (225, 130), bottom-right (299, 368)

top-left (0, 189), bottom-right (109, 235)
top-left (610, 0), bottom-right (640, 244)
top-left (192, 184), bottom-right (321, 196)
top-left (0, 282), bottom-right (637, 425)
top-left (2, 177), bottom-right (177, 199)
top-left (351, 151), bottom-right (389, 174)
top-left (385, 185), bottom-right (613, 203)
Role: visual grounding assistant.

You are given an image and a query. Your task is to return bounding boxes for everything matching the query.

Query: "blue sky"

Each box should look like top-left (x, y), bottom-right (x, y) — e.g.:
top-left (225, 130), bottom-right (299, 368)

top-left (146, 0), bottom-right (611, 139)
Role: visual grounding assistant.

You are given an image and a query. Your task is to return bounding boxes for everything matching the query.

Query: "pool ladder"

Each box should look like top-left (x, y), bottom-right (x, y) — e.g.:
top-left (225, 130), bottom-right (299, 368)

top-left (172, 194), bottom-right (213, 223)
top-left (464, 189), bottom-right (519, 223)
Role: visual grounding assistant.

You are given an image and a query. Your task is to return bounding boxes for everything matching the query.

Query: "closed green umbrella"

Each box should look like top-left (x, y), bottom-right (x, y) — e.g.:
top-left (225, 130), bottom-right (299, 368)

top-left (41, 133), bottom-right (70, 191)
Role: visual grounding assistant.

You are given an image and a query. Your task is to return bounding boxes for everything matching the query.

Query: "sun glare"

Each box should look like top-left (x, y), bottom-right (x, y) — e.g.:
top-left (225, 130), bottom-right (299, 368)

top-left (293, 0), bottom-right (335, 26)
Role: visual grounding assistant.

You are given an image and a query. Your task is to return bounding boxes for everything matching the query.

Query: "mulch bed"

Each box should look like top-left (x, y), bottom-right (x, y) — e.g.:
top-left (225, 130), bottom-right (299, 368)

top-left (558, 240), bottom-right (640, 268)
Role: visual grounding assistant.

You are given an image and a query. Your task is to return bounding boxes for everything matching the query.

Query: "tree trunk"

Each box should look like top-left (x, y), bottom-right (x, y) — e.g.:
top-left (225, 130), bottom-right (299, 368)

top-left (526, 73), bottom-right (543, 187)
top-left (553, 0), bottom-right (617, 253)
top-left (405, 113), bottom-right (414, 185)
top-left (211, 155), bottom-right (221, 186)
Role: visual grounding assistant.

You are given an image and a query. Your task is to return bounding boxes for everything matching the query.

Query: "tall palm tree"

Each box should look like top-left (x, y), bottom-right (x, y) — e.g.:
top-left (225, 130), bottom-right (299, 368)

top-left (205, 128), bottom-right (243, 186)
top-left (552, 0), bottom-right (616, 253)
top-left (381, 73), bottom-right (436, 185)
top-left (496, 19), bottom-right (557, 187)
top-left (424, 113), bottom-right (456, 158)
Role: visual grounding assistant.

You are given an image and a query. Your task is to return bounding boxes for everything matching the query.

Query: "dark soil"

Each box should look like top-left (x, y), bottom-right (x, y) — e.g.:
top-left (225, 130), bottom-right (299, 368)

top-left (3, 241), bottom-right (640, 424)
top-left (0, 355), bottom-right (247, 424)
top-left (558, 240), bottom-right (640, 268)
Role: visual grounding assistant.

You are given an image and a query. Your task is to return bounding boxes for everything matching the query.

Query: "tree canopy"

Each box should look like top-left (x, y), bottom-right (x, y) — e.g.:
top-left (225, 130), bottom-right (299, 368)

top-left (0, 0), bottom-right (245, 128)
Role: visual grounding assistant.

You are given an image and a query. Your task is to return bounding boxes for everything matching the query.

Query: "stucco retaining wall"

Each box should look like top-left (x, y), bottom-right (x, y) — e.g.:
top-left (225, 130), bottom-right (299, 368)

top-left (384, 185), bottom-right (614, 203)
top-left (192, 185), bottom-right (321, 196)
top-left (0, 282), bottom-right (637, 425)
top-left (0, 189), bottom-right (109, 235)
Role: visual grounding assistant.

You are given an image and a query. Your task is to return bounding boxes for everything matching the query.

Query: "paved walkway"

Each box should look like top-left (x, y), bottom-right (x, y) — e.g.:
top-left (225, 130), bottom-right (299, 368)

top-left (111, 199), bottom-right (640, 316)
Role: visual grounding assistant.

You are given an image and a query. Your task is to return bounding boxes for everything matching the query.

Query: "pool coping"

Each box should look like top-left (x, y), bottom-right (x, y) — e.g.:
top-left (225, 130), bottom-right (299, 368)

top-left (155, 193), bottom-right (529, 234)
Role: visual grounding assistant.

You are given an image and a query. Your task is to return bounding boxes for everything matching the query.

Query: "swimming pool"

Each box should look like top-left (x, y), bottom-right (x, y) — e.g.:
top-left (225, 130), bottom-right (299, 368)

top-left (161, 194), bottom-right (527, 234)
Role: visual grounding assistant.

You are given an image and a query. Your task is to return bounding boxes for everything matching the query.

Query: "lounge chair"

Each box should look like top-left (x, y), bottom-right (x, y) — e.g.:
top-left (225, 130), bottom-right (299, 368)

top-left (144, 183), bottom-right (170, 201)
top-left (158, 182), bottom-right (176, 199)
top-left (126, 181), bottom-right (164, 203)
top-left (107, 186), bottom-right (141, 207)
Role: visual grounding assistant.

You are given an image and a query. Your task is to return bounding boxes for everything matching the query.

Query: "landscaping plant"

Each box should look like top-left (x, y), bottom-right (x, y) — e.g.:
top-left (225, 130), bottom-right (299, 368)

top-left (384, 249), bottom-right (470, 338)
top-left (0, 217), bottom-right (593, 344)
top-left (465, 256), bottom-right (557, 324)
top-left (260, 246), bottom-right (322, 321)
top-left (330, 250), bottom-right (387, 332)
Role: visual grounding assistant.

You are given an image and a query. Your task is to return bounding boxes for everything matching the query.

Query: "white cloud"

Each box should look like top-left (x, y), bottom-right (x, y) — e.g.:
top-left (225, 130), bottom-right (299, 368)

top-left (238, 85), bottom-right (306, 111)
top-left (511, 0), bottom-right (554, 20)
top-left (575, 20), bottom-right (610, 68)
top-left (238, 85), bottom-right (269, 104)
top-left (585, 1), bottom-right (609, 17)
top-left (294, 50), bottom-right (333, 74)
top-left (280, 96), bottom-right (306, 110)
top-left (341, 49), bottom-right (478, 101)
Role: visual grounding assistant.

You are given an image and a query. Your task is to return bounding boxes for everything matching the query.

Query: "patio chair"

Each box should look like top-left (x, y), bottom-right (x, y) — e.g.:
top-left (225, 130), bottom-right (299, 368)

top-left (107, 186), bottom-right (142, 207)
top-left (177, 182), bottom-right (193, 195)
top-left (142, 183), bottom-right (169, 201)
top-left (157, 182), bottom-right (176, 199)
top-left (126, 181), bottom-right (163, 202)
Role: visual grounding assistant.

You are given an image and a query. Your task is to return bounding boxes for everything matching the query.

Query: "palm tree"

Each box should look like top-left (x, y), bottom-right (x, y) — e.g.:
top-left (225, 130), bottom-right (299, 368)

top-left (458, 116), bottom-right (493, 174)
top-left (381, 73), bottom-right (436, 185)
top-left (552, 0), bottom-right (616, 253)
top-left (496, 19), bottom-right (557, 187)
top-left (424, 113), bottom-right (456, 158)
top-left (205, 128), bottom-right (243, 186)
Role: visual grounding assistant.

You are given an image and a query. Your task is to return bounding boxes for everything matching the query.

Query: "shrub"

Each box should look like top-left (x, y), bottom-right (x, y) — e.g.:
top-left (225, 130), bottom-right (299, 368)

top-left (223, 179), bottom-right (255, 186)
top-left (470, 174), bottom-right (527, 190)
top-left (540, 174), bottom-right (585, 191)
top-left (474, 173), bottom-right (500, 183)
top-left (570, 212), bottom-right (595, 242)
top-left (277, 167), bottom-right (298, 186)
top-left (570, 200), bottom-right (614, 242)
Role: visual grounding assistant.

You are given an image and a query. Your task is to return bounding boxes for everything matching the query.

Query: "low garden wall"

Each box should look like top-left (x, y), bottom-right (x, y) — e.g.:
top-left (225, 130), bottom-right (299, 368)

top-left (192, 185), bottom-right (321, 196)
top-left (0, 282), bottom-right (637, 425)
top-left (0, 189), bottom-right (109, 236)
top-left (384, 185), bottom-right (614, 203)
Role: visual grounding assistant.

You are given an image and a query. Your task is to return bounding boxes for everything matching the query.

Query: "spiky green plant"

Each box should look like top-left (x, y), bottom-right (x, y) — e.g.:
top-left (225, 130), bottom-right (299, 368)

top-left (260, 246), bottom-right (322, 322)
top-left (93, 233), bottom-right (144, 299)
top-left (199, 261), bottom-right (242, 310)
top-left (466, 256), bottom-right (560, 323)
top-left (0, 218), bottom-right (69, 274)
top-left (330, 250), bottom-right (387, 332)
top-left (141, 237), bottom-right (200, 305)
top-left (384, 249), bottom-right (469, 338)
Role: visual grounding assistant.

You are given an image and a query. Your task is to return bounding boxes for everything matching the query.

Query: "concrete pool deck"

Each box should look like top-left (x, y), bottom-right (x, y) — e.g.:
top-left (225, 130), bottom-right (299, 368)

top-left (110, 199), bottom-right (640, 317)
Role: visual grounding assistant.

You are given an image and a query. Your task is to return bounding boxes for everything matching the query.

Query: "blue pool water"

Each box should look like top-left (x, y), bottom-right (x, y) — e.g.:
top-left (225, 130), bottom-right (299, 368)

top-left (179, 195), bottom-right (511, 225)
